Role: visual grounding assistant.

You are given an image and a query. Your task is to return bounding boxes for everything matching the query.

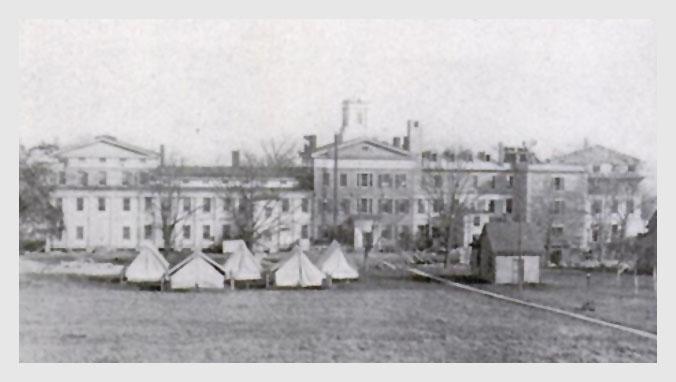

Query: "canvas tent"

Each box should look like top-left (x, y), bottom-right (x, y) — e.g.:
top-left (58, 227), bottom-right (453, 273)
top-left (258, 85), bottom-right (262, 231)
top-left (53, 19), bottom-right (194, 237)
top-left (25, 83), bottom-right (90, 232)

top-left (317, 240), bottom-right (359, 280)
top-left (167, 250), bottom-right (225, 290)
top-left (273, 246), bottom-right (325, 288)
top-left (124, 243), bottom-right (169, 283)
top-left (222, 240), bottom-right (262, 281)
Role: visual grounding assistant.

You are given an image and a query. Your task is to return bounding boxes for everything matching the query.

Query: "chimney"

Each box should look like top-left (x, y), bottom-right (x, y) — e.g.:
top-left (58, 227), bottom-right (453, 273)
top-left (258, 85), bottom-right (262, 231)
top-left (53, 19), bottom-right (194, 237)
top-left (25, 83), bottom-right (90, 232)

top-left (232, 150), bottom-right (240, 168)
top-left (393, 137), bottom-right (401, 148)
top-left (160, 144), bottom-right (165, 167)
top-left (497, 142), bottom-right (504, 163)
top-left (403, 136), bottom-right (410, 151)
top-left (406, 120), bottom-right (423, 156)
top-left (304, 135), bottom-right (317, 153)
top-left (583, 138), bottom-right (589, 149)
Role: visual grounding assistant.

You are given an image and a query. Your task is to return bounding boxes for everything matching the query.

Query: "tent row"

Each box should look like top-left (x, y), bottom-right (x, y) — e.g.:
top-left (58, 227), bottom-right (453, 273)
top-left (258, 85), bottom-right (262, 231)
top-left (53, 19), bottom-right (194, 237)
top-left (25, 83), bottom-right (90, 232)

top-left (123, 240), bottom-right (358, 290)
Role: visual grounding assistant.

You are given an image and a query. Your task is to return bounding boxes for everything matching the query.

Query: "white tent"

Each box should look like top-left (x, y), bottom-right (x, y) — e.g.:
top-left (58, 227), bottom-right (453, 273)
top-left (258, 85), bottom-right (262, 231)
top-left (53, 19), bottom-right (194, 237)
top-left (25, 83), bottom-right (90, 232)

top-left (125, 243), bottom-right (170, 283)
top-left (222, 240), bottom-right (262, 281)
top-left (274, 246), bottom-right (325, 288)
top-left (167, 250), bottom-right (225, 290)
top-left (317, 240), bottom-right (359, 280)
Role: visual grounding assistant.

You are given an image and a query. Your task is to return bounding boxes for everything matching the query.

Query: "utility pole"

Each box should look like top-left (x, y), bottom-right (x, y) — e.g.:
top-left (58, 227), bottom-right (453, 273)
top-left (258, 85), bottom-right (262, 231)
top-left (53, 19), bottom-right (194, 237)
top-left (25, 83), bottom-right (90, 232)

top-left (332, 134), bottom-right (339, 235)
top-left (513, 154), bottom-right (525, 292)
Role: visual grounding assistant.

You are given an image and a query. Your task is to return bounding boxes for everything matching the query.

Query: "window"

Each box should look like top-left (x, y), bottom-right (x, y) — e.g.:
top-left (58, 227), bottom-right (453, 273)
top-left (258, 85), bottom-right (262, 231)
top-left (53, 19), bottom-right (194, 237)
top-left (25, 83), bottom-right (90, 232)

top-left (433, 199), bottom-right (444, 213)
top-left (222, 225), bottom-right (231, 239)
top-left (123, 226), bottom-right (130, 240)
top-left (99, 157), bottom-right (106, 163)
top-left (491, 176), bottom-right (496, 189)
top-left (382, 225), bottom-right (393, 240)
top-left (339, 173), bottom-right (347, 187)
top-left (488, 200), bottom-right (496, 213)
top-left (553, 177), bottom-right (564, 191)
top-left (123, 197), bottom-right (131, 211)
top-left (627, 199), bottom-right (635, 214)
top-left (378, 174), bottom-right (393, 188)
top-left (203, 198), bottom-right (211, 212)
top-left (301, 198), bottom-right (309, 213)
top-left (553, 200), bottom-right (565, 214)
top-left (76, 226), bottom-right (84, 240)
top-left (80, 171), bottom-right (88, 186)
top-left (473, 216), bottom-right (481, 227)
top-left (358, 198), bottom-right (372, 214)
top-left (139, 172), bottom-right (149, 185)
top-left (341, 199), bottom-right (351, 214)
top-left (98, 197), bottom-right (106, 211)
top-left (282, 199), bottom-right (289, 212)
top-left (98, 171), bottom-right (107, 186)
top-left (183, 225), bottom-right (191, 239)
top-left (55, 198), bottom-right (62, 210)
top-left (357, 173), bottom-right (373, 187)
top-left (238, 200), bottom-right (247, 214)
top-left (506, 198), bottom-right (513, 214)
top-left (223, 197), bottom-right (232, 210)
top-left (322, 172), bottom-right (330, 186)
top-left (120, 158), bottom-right (127, 164)
top-left (144, 197), bottom-right (153, 211)
top-left (592, 164), bottom-right (600, 173)
top-left (379, 199), bottom-right (393, 214)
top-left (265, 206), bottom-right (273, 218)
top-left (433, 174), bottom-right (443, 188)
top-left (301, 225), bottom-right (309, 239)
top-left (122, 171), bottom-right (132, 186)
top-left (144, 225), bottom-right (153, 240)
top-left (203, 225), bottom-right (211, 240)
top-left (78, 157), bottom-right (85, 162)
top-left (417, 225), bottom-right (429, 238)
top-left (472, 175), bottom-right (478, 187)
top-left (395, 174), bottom-right (407, 188)
top-left (396, 199), bottom-right (410, 214)
top-left (183, 198), bottom-right (191, 212)
top-left (552, 226), bottom-right (564, 236)
top-left (611, 224), bottom-right (619, 236)
top-left (592, 228), bottom-right (599, 242)
top-left (417, 199), bottom-right (426, 214)
top-left (508, 175), bottom-right (514, 188)
top-left (592, 200), bottom-right (602, 214)
top-left (628, 164), bottom-right (636, 173)
top-left (59, 171), bottom-right (66, 185)
top-left (76, 197), bottom-right (84, 211)
top-left (611, 199), bottom-right (619, 213)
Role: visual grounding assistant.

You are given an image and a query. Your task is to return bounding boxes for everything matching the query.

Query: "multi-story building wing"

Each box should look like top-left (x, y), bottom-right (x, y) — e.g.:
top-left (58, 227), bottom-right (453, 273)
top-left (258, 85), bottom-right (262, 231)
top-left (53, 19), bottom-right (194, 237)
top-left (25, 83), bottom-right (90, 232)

top-left (47, 136), bottom-right (313, 252)
top-left (48, 135), bottom-right (161, 250)
top-left (310, 134), bottom-right (419, 249)
top-left (552, 144), bottom-right (645, 248)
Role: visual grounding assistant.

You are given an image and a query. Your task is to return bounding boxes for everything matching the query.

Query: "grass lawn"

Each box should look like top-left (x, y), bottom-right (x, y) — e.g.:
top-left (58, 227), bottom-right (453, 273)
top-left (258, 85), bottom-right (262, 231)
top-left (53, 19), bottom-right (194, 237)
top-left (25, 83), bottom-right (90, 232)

top-left (20, 263), bottom-right (656, 362)
top-left (475, 268), bottom-right (657, 334)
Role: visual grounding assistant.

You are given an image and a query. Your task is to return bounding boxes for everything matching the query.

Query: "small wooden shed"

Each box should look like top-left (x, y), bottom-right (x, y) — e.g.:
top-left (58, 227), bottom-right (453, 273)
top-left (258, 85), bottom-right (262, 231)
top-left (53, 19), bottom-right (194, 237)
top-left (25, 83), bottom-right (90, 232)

top-left (473, 222), bottom-right (545, 284)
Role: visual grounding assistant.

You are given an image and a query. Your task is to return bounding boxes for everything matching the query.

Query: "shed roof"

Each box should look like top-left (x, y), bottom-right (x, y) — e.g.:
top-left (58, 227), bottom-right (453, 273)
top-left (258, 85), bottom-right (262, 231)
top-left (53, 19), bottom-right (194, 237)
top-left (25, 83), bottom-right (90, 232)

top-left (482, 222), bottom-right (545, 255)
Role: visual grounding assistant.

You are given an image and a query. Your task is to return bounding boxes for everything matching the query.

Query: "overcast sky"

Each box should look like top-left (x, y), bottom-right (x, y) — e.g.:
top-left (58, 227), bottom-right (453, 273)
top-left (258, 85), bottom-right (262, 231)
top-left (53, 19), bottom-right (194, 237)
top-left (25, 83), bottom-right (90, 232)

top-left (19, 19), bottom-right (656, 190)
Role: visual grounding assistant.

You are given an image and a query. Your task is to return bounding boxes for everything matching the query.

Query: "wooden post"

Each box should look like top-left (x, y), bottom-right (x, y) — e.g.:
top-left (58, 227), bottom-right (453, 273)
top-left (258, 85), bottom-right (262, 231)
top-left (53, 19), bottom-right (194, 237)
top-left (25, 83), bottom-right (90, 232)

top-left (633, 266), bottom-right (639, 295)
top-left (326, 275), bottom-right (333, 289)
top-left (230, 277), bottom-right (235, 291)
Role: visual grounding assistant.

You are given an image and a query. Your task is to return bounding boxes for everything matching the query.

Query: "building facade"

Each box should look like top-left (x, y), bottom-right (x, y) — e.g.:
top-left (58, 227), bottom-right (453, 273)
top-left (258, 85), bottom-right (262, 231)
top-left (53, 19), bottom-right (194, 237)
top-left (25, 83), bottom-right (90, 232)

top-left (41, 101), bottom-right (646, 264)
top-left (47, 135), bottom-right (313, 252)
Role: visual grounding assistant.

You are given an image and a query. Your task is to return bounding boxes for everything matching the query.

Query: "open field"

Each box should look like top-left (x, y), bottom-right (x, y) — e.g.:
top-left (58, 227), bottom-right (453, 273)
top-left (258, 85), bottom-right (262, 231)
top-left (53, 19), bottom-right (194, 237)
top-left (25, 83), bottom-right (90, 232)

top-left (20, 262), bottom-right (656, 362)
top-left (475, 268), bottom-right (657, 333)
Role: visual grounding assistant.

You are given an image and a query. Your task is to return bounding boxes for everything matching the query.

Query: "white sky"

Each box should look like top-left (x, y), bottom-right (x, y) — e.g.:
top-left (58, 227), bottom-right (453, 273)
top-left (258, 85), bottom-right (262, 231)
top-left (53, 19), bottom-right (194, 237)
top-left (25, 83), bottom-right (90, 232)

top-left (19, 19), bottom-right (656, 190)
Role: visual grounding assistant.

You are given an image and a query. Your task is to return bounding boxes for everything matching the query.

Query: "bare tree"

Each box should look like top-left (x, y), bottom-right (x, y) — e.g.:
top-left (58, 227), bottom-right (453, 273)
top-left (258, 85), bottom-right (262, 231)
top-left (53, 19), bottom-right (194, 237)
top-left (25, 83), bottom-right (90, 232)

top-left (419, 147), bottom-right (480, 266)
top-left (220, 139), bottom-right (304, 250)
top-left (145, 155), bottom-right (203, 254)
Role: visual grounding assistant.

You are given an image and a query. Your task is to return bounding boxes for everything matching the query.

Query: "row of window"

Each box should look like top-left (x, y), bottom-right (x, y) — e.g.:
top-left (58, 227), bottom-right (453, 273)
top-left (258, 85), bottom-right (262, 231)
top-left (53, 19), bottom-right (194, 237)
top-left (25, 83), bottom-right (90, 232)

top-left (322, 172), bottom-right (409, 189)
top-left (64, 157), bottom-right (148, 165)
top-left (591, 199), bottom-right (635, 214)
top-left (58, 170), bottom-right (151, 187)
top-left (63, 223), bottom-right (310, 241)
top-left (56, 196), bottom-right (310, 214)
